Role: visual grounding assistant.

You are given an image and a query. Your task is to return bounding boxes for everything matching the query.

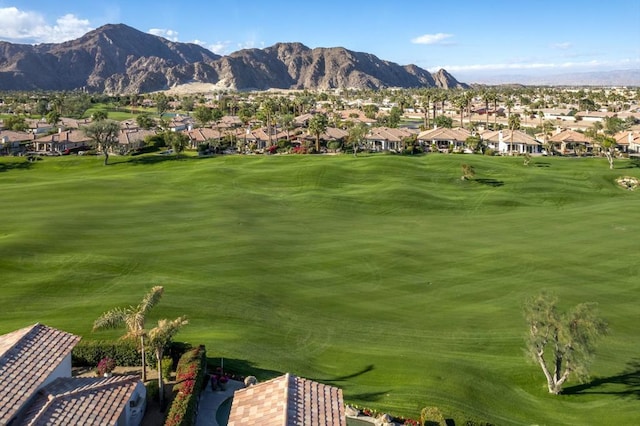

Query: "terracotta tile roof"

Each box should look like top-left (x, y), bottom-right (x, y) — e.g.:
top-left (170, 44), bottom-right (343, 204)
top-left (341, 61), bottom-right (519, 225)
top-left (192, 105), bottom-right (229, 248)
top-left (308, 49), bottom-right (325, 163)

top-left (418, 127), bottom-right (471, 142)
top-left (0, 323), bottom-right (81, 424)
top-left (228, 373), bottom-right (345, 426)
top-left (20, 375), bottom-right (141, 426)
top-left (548, 129), bottom-right (592, 143)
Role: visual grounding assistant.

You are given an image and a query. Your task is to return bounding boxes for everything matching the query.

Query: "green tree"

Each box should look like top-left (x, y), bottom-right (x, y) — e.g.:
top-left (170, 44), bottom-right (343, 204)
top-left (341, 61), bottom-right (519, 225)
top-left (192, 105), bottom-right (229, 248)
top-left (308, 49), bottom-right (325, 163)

top-left (82, 120), bottom-right (120, 165)
top-left (434, 115), bottom-right (453, 129)
top-left (363, 104), bottom-right (379, 120)
top-left (508, 113), bottom-right (521, 153)
top-left (93, 286), bottom-right (164, 382)
top-left (136, 113), bottom-right (155, 130)
top-left (155, 93), bottom-right (169, 117)
top-left (524, 292), bottom-right (608, 394)
top-left (147, 316), bottom-right (188, 405)
top-left (165, 131), bottom-right (189, 157)
top-left (45, 110), bottom-right (61, 126)
top-left (180, 96), bottom-right (194, 112)
top-left (348, 122), bottom-right (368, 157)
top-left (193, 106), bottom-right (213, 127)
top-left (308, 113), bottom-right (328, 152)
top-left (92, 110), bottom-right (108, 121)
top-left (3, 115), bottom-right (28, 132)
top-left (465, 135), bottom-right (483, 153)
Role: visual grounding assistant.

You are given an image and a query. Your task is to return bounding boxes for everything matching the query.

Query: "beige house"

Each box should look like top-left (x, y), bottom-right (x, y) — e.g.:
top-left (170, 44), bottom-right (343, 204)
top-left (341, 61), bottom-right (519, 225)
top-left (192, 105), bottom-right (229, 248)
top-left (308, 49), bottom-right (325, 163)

top-left (481, 129), bottom-right (542, 154)
top-left (417, 127), bottom-right (471, 152)
top-left (365, 127), bottom-right (416, 152)
top-left (0, 323), bottom-right (146, 426)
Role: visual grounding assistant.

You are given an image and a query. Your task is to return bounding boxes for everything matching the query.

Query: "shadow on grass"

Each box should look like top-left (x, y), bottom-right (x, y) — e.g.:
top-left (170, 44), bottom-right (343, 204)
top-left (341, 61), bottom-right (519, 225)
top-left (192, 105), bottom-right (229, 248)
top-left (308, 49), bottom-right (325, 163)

top-left (346, 390), bottom-right (390, 403)
top-left (622, 158), bottom-right (640, 169)
top-left (311, 364), bottom-right (375, 384)
top-left (473, 178), bottom-right (504, 187)
top-left (207, 357), bottom-right (282, 381)
top-left (534, 161), bottom-right (551, 168)
top-left (563, 359), bottom-right (640, 399)
top-left (112, 154), bottom-right (212, 166)
top-left (0, 160), bottom-right (33, 172)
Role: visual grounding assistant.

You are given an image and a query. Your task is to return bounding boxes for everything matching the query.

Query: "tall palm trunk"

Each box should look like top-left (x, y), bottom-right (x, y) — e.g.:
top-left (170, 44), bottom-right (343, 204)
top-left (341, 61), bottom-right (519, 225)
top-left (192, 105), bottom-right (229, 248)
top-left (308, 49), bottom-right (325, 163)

top-left (141, 335), bottom-right (147, 382)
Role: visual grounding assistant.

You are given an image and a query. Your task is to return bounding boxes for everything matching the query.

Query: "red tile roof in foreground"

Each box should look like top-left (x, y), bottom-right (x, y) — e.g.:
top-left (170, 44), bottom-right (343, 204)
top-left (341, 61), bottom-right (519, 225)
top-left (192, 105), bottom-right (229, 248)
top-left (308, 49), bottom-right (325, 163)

top-left (227, 373), bottom-right (346, 426)
top-left (0, 323), bottom-right (81, 424)
top-left (20, 375), bottom-right (141, 426)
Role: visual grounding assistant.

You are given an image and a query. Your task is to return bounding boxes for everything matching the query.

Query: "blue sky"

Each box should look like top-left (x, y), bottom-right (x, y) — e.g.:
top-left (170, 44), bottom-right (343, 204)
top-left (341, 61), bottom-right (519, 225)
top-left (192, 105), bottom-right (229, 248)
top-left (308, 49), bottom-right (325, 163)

top-left (0, 0), bottom-right (638, 82)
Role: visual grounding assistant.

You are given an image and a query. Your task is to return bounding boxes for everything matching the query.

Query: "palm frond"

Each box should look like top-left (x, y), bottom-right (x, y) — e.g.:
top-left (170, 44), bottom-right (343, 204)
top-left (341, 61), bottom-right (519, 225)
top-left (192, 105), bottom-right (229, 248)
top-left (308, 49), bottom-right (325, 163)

top-left (138, 286), bottom-right (164, 316)
top-left (92, 308), bottom-right (127, 331)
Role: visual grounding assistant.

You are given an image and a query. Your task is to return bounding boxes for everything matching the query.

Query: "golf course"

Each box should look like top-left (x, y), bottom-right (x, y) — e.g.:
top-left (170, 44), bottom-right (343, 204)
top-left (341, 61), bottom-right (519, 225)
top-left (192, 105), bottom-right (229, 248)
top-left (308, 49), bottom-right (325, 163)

top-left (1, 153), bottom-right (638, 425)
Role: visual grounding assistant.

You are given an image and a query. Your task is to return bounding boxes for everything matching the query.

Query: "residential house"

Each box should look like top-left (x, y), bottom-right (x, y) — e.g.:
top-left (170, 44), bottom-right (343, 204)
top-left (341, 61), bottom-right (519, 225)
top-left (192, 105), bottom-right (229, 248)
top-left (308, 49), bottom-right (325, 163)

top-left (0, 323), bottom-right (146, 426)
top-left (481, 129), bottom-right (542, 154)
top-left (184, 127), bottom-right (225, 150)
top-left (297, 127), bottom-right (348, 150)
top-left (616, 131), bottom-right (640, 154)
top-left (547, 129), bottom-right (593, 155)
top-left (365, 127), bottom-right (416, 152)
top-left (32, 129), bottom-right (92, 154)
top-left (227, 373), bottom-right (346, 426)
top-left (118, 129), bottom-right (157, 152)
top-left (27, 119), bottom-right (55, 135)
top-left (417, 127), bottom-right (471, 152)
top-left (0, 130), bottom-right (33, 155)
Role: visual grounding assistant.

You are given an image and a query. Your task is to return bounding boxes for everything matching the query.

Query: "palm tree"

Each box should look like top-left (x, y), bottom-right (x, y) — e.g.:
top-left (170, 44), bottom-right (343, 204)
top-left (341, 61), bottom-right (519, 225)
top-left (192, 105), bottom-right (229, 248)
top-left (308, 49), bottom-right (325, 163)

top-left (147, 316), bottom-right (188, 405)
top-left (308, 113), bottom-right (328, 152)
top-left (93, 286), bottom-right (164, 382)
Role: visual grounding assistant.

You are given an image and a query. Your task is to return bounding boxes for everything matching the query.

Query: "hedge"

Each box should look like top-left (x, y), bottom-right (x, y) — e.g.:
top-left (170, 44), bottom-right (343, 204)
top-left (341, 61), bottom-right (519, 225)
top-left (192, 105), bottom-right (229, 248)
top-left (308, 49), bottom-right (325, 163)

top-left (72, 340), bottom-right (193, 370)
top-left (164, 345), bottom-right (207, 426)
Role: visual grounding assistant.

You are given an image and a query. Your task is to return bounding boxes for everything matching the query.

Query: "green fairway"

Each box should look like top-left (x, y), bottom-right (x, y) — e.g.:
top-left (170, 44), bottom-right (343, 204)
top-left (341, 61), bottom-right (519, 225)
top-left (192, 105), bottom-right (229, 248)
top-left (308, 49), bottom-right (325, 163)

top-left (1, 153), bottom-right (638, 425)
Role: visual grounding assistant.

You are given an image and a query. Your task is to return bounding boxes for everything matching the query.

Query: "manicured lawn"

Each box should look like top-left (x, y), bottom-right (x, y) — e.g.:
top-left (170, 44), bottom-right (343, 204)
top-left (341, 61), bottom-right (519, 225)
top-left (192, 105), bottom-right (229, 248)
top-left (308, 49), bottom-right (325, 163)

top-left (1, 153), bottom-right (638, 425)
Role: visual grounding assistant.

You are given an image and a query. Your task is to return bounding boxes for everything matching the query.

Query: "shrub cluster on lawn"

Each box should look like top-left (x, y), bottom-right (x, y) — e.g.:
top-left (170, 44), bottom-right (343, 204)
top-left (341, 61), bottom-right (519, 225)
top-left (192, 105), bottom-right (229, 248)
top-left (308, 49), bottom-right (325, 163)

top-left (164, 345), bottom-right (207, 426)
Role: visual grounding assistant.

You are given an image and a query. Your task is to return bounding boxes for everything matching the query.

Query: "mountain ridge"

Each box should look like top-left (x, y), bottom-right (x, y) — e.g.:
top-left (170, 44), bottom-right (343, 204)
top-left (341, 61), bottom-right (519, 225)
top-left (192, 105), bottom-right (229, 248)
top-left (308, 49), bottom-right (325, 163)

top-left (0, 23), bottom-right (468, 93)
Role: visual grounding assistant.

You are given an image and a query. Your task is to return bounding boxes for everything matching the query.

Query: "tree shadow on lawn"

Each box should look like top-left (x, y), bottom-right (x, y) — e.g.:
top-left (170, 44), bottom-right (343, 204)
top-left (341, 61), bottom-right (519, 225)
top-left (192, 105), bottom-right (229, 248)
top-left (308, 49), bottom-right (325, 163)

top-left (533, 161), bottom-right (551, 168)
top-left (208, 357), bottom-right (282, 381)
top-left (0, 160), bottom-right (33, 172)
top-left (622, 158), bottom-right (640, 169)
top-left (473, 178), bottom-right (504, 187)
top-left (563, 359), bottom-right (640, 399)
top-left (309, 364), bottom-right (375, 384)
top-left (346, 390), bottom-right (391, 403)
top-left (113, 155), bottom-right (212, 166)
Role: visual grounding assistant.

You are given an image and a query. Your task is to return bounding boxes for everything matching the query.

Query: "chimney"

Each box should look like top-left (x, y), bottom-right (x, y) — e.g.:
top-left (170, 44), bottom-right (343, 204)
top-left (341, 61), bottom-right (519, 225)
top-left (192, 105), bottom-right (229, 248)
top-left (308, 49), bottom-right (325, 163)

top-left (58, 127), bottom-right (62, 134)
top-left (498, 130), bottom-right (503, 142)
top-left (629, 132), bottom-right (633, 143)
top-left (556, 127), bottom-right (561, 134)
top-left (188, 124), bottom-right (193, 131)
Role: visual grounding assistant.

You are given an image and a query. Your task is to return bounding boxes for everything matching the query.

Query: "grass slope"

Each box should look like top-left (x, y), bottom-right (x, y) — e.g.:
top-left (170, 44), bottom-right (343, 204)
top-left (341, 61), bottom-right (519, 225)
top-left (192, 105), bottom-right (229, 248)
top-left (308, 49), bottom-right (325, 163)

top-left (1, 153), bottom-right (639, 425)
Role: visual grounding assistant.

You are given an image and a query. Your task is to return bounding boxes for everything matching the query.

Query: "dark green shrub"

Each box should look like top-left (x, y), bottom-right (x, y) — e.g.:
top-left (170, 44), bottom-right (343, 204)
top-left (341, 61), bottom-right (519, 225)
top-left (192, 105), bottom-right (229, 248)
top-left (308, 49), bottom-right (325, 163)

top-left (146, 380), bottom-right (159, 402)
top-left (161, 357), bottom-right (173, 381)
top-left (72, 340), bottom-right (140, 367)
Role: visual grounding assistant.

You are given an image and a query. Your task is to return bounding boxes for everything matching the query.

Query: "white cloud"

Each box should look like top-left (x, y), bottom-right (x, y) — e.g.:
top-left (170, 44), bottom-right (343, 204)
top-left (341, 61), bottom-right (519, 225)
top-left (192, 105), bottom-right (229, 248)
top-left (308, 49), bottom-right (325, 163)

top-left (411, 33), bottom-right (454, 45)
top-left (0, 7), bottom-right (92, 43)
top-left (148, 28), bottom-right (179, 42)
top-left (428, 58), bottom-right (640, 73)
top-left (551, 42), bottom-right (572, 50)
top-left (192, 39), bottom-right (232, 55)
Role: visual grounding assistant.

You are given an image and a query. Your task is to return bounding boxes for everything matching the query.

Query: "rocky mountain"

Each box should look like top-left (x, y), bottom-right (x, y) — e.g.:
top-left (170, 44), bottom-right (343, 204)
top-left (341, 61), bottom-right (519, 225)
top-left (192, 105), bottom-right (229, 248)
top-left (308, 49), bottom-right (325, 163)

top-left (0, 24), bottom-right (468, 93)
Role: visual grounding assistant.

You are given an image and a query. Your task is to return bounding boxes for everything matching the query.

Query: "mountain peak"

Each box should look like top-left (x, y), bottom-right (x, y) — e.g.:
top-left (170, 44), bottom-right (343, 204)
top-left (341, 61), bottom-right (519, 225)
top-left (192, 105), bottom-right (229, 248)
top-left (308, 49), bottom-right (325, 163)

top-left (0, 24), bottom-right (466, 93)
